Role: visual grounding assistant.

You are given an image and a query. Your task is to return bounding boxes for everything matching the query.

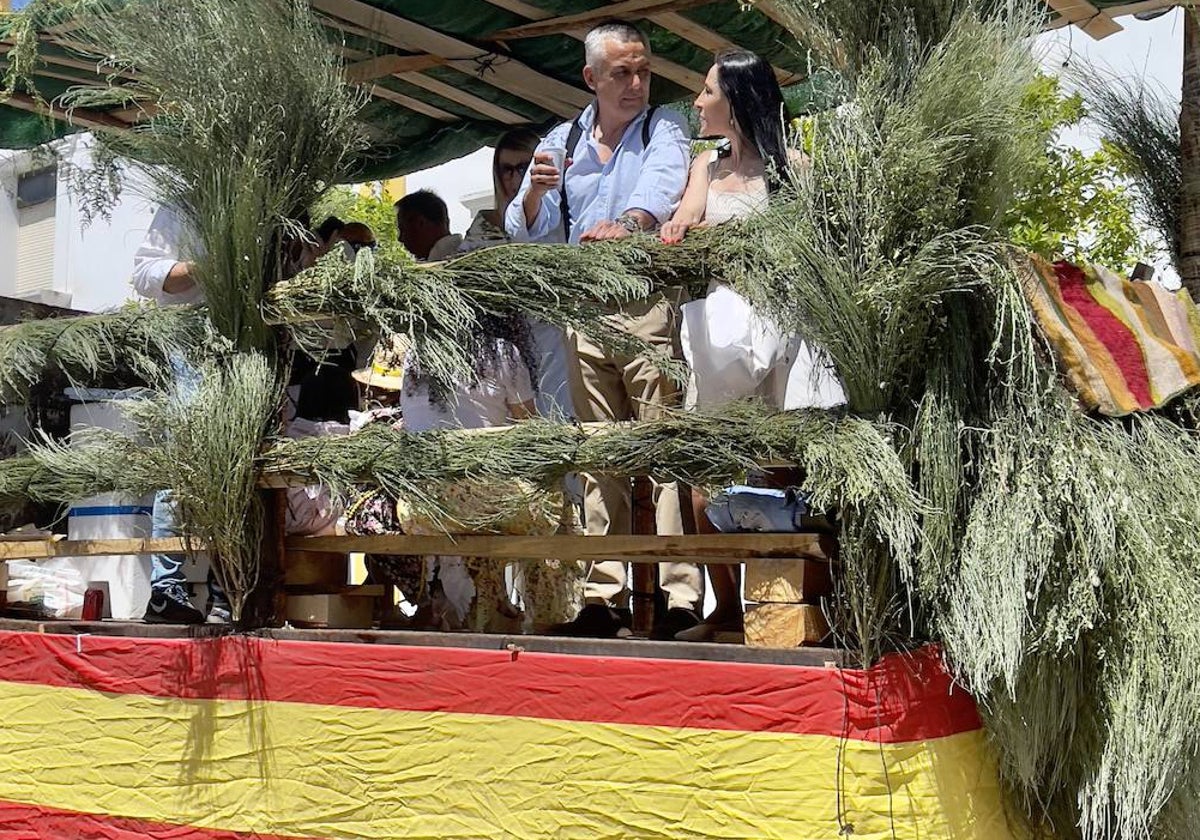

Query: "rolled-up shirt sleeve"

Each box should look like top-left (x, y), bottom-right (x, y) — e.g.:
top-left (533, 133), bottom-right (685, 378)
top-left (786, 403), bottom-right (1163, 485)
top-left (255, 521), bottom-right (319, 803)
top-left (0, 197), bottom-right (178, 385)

top-left (132, 205), bottom-right (201, 305)
top-left (624, 110), bottom-right (691, 225)
top-left (505, 124), bottom-right (569, 243)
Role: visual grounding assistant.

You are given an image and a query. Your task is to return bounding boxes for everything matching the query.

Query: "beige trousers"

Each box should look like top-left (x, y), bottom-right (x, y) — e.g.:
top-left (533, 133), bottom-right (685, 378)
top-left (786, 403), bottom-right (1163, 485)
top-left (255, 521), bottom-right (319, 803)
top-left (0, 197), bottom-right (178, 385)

top-left (566, 288), bottom-right (702, 611)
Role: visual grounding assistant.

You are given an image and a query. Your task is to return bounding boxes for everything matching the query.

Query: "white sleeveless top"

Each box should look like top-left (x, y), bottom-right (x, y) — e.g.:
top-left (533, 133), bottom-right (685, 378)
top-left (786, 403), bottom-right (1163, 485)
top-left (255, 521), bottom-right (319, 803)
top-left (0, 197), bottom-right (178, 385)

top-left (703, 149), bottom-right (769, 225)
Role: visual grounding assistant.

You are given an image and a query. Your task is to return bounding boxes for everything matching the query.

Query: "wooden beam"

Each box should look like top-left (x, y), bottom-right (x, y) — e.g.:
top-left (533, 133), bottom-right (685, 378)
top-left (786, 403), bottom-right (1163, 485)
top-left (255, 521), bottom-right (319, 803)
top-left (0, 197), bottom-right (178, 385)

top-left (1, 91), bottom-right (131, 133)
top-left (33, 35), bottom-right (141, 81)
top-left (110, 101), bottom-right (161, 122)
top-left (339, 47), bottom-right (525, 124)
top-left (312, 0), bottom-right (590, 118)
top-left (1099, 0), bottom-right (1193, 16)
top-left (0, 60), bottom-right (105, 89)
top-left (343, 52), bottom-right (444, 84)
top-left (479, 1), bottom-right (799, 88)
top-left (369, 83), bottom-right (458, 121)
top-left (287, 533), bottom-right (832, 563)
top-left (651, 11), bottom-right (802, 84)
top-left (477, 0), bottom-right (555, 18)
top-left (401, 71), bottom-right (527, 124)
top-left (480, 0), bottom-right (712, 95)
top-left (334, 44), bottom-right (372, 62)
top-left (0, 536), bottom-right (189, 561)
top-left (42, 19), bottom-right (85, 37)
top-left (1044, 0), bottom-right (1124, 38)
top-left (745, 0), bottom-right (793, 29)
top-left (652, 10), bottom-right (734, 51)
top-left (490, 0), bottom-right (719, 40)
top-left (0, 44), bottom-right (138, 82)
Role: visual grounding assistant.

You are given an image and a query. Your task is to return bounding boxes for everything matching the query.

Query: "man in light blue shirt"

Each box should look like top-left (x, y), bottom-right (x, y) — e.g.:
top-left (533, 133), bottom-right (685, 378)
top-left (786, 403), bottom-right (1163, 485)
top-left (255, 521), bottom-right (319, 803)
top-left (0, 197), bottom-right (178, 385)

top-left (505, 36), bottom-right (690, 243)
top-left (506, 21), bottom-right (701, 640)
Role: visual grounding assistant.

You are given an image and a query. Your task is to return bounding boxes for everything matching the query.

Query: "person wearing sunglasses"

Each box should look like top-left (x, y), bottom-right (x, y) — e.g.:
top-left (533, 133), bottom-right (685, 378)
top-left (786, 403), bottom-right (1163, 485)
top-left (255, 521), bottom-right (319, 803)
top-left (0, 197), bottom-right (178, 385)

top-left (460, 128), bottom-right (540, 252)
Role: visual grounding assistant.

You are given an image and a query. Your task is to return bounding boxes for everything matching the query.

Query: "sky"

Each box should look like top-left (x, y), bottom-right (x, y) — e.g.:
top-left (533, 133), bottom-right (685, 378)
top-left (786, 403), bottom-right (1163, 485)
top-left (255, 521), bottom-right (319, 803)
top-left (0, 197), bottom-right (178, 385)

top-left (1038, 7), bottom-right (1184, 149)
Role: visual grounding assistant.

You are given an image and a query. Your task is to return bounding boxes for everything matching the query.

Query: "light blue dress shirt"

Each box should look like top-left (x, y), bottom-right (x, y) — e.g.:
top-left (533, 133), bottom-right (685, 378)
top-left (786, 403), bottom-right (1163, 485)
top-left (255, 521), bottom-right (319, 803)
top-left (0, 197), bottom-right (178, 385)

top-left (505, 103), bottom-right (691, 245)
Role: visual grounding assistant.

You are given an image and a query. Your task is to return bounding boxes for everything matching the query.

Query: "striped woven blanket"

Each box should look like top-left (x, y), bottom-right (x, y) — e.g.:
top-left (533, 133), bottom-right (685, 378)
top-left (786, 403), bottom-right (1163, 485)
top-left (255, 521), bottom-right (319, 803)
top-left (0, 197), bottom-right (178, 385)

top-left (1022, 256), bottom-right (1200, 416)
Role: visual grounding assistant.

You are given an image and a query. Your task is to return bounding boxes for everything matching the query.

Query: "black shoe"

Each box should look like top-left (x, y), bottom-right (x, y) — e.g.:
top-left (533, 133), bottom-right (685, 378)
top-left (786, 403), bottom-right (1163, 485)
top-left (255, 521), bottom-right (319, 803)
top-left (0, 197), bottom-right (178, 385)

top-left (548, 604), bottom-right (632, 639)
top-left (144, 593), bottom-right (204, 625)
top-left (651, 607), bottom-right (700, 641)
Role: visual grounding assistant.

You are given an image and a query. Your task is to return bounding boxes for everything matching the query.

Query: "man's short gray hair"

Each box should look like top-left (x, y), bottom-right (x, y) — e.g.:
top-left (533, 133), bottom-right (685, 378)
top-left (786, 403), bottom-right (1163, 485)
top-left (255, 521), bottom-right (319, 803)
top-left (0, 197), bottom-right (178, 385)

top-left (584, 21), bottom-right (649, 69)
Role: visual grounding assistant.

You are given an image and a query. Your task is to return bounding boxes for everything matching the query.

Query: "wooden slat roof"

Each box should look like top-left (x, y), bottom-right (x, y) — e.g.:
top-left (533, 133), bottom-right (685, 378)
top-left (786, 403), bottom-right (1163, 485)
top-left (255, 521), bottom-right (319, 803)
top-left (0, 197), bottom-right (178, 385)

top-left (0, 0), bottom-right (1189, 177)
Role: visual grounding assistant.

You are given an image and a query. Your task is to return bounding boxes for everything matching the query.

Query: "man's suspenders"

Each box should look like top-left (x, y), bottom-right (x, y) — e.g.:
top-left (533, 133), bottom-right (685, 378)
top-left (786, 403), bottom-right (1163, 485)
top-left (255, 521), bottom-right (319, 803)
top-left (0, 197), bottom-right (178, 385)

top-left (559, 105), bottom-right (658, 242)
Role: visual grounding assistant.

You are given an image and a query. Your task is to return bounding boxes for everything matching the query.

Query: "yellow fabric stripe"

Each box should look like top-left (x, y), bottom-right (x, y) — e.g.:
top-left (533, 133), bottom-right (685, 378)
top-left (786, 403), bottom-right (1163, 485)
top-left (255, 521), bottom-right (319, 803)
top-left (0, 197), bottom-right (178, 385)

top-left (0, 681), bottom-right (1016, 840)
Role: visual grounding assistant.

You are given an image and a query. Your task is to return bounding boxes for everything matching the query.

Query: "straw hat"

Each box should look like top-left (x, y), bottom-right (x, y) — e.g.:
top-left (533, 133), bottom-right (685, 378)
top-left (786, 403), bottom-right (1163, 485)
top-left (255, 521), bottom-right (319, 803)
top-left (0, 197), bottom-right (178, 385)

top-left (351, 334), bottom-right (410, 391)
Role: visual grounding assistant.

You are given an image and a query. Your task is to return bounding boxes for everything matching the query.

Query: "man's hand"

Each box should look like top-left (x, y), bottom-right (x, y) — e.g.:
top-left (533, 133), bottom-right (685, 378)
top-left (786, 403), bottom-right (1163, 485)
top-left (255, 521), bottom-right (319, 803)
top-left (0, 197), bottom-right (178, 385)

top-left (579, 219), bottom-right (633, 242)
top-left (526, 151), bottom-right (562, 198)
top-left (162, 261), bottom-right (197, 295)
top-left (523, 151), bottom-right (565, 229)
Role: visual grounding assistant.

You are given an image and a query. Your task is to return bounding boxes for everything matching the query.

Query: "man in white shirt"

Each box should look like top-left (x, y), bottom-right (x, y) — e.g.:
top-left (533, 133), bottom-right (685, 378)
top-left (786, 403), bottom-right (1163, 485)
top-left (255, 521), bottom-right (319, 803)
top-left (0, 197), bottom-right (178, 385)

top-left (394, 190), bottom-right (462, 262)
top-left (133, 205), bottom-right (232, 625)
top-left (505, 21), bottom-right (700, 639)
top-left (132, 205), bottom-right (205, 306)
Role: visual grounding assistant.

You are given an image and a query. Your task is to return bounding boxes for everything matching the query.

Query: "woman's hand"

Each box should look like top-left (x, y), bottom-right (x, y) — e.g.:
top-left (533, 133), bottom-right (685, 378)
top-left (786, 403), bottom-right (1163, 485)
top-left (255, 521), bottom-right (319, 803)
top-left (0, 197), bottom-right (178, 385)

top-left (660, 219), bottom-right (692, 245)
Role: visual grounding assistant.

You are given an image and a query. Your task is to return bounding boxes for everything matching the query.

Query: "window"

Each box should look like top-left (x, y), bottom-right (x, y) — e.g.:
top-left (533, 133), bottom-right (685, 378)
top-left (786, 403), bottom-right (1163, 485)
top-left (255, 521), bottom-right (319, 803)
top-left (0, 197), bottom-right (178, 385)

top-left (16, 168), bottom-right (56, 208)
top-left (14, 167), bottom-right (58, 297)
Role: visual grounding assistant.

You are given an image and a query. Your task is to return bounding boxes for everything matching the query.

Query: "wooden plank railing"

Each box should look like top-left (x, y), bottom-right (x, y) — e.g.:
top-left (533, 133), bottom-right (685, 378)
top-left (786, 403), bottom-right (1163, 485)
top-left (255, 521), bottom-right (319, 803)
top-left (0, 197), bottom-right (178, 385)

top-left (0, 533), bottom-right (832, 564)
top-left (0, 537), bottom-right (190, 561)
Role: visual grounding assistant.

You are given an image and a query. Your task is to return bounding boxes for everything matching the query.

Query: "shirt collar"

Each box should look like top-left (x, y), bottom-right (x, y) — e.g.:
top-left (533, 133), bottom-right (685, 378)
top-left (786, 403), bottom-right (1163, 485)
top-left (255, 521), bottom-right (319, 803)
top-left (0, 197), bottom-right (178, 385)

top-left (579, 101), bottom-right (651, 139)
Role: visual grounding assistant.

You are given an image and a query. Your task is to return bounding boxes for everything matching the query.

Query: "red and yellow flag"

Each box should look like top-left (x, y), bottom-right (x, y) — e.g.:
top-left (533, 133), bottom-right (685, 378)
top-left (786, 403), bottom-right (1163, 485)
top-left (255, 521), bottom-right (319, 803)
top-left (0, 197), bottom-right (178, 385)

top-left (0, 631), bottom-right (1015, 839)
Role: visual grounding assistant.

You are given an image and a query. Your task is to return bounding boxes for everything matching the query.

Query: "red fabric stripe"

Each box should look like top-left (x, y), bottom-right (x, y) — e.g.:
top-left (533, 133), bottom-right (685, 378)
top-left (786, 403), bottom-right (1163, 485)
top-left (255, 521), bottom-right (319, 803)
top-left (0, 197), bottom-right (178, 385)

top-left (0, 630), bottom-right (978, 742)
top-left (1054, 261), bottom-right (1154, 408)
top-left (0, 801), bottom-right (315, 840)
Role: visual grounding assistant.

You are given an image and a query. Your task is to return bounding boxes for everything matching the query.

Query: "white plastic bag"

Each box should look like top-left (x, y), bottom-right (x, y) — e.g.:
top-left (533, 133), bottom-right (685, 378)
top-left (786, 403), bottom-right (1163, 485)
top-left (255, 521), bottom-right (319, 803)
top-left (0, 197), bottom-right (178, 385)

top-left (7, 559), bottom-right (88, 618)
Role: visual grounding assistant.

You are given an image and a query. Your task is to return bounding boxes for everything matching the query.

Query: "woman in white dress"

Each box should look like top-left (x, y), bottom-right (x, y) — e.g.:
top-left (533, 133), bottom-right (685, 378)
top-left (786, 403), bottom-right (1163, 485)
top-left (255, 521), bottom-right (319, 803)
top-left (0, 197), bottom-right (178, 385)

top-left (661, 49), bottom-right (844, 642)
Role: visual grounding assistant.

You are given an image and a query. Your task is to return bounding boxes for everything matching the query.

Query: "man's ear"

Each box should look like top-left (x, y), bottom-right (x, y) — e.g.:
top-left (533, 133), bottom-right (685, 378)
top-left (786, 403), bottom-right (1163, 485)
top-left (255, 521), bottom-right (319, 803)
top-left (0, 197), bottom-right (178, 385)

top-left (583, 64), bottom-right (596, 92)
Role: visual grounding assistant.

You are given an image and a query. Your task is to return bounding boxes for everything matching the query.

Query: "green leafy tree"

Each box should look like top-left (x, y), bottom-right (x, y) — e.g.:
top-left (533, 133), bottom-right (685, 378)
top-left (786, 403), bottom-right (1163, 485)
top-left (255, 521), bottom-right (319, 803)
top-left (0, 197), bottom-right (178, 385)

top-left (311, 182), bottom-right (399, 247)
top-left (1006, 74), bottom-right (1152, 272)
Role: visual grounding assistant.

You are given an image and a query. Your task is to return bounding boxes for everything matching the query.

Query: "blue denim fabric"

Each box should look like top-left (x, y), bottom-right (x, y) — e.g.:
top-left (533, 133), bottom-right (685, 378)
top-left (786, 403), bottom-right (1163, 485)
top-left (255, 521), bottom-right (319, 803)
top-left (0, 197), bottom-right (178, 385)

top-left (149, 487), bottom-right (229, 609)
top-left (149, 352), bottom-right (229, 607)
top-left (705, 485), bottom-right (809, 533)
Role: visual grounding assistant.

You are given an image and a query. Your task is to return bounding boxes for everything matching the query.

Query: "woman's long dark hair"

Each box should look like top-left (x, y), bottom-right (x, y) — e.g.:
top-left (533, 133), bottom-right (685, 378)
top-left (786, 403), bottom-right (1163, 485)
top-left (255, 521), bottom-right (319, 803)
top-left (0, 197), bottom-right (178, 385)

top-left (713, 49), bottom-right (789, 192)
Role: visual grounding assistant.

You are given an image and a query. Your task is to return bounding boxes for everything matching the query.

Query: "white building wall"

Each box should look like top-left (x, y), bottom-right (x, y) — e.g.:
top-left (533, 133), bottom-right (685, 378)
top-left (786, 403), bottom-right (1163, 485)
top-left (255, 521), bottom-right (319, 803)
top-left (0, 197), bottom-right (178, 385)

top-left (56, 137), bottom-right (159, 312)
top-left (404, 145), bottom-right (496, 237)
top-left (4, 137), bottom-right (505, 313)
top-left (0, 135), bottom-right (158, 312)
top-left (0, 156), bottom-right (19, 301)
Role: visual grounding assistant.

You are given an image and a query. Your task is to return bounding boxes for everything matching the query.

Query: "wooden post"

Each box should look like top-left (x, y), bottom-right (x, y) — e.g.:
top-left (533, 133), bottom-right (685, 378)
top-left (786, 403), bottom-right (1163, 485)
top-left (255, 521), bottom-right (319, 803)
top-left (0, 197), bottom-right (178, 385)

top-left (239, 489), bottom-right (288, 629)
top-left (1181, 8), bottom-right (1200, 296)
top-left (631, 476), bottom-right (655, 636)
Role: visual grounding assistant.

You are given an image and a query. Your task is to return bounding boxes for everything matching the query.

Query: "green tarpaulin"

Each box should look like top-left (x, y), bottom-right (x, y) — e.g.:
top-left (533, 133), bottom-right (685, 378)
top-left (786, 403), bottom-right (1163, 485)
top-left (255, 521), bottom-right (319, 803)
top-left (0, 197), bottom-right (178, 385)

top-left (0, 0), bottom-right (1181, 177)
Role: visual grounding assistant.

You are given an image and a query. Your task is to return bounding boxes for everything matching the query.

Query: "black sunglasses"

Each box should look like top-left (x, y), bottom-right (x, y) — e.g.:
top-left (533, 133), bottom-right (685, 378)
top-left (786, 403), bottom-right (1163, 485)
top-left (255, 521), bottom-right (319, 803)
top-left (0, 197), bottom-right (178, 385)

top-left (498, 160), bottom-right (532, 178)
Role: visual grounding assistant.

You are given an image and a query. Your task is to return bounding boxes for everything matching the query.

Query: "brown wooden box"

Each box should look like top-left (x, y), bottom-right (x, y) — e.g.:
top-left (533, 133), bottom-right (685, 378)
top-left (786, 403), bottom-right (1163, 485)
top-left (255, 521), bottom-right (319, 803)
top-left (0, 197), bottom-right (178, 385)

top-left (743, 603), bottom-right (830, 649)
top-left (286, 588), bottom-right (380, 629)
top-left (744, 558), bottom-right (832, 604)
top-left (283, 551), bottom-right (349, 588)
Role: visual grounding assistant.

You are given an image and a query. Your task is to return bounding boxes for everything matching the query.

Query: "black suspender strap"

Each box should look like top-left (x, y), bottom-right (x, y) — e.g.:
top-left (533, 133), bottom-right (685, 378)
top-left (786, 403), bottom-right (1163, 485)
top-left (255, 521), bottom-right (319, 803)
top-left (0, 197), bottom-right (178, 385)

top-left (559, 113), bottom-right (585, 242)
top-left (642, 105), bottom-right (658, 147)
top-left (559, 104), bottom-right (659, 241)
